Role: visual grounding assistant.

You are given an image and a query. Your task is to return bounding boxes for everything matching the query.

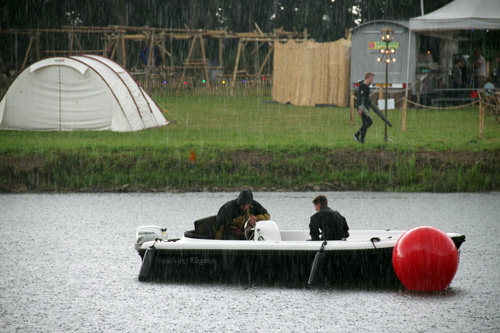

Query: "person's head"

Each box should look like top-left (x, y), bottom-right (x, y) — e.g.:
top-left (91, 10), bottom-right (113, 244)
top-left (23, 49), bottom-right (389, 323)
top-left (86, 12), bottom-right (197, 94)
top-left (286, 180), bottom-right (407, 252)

top-left (455, 59), bottom-right (461, 66)
top-left (312, 195), bottom-right (328, 212)
top-left (474, 49), bottom-right (481, 57)
top-left (236, 189), bottom-right (253, 210)
top-left (364, 72), bottom-right (375, 85)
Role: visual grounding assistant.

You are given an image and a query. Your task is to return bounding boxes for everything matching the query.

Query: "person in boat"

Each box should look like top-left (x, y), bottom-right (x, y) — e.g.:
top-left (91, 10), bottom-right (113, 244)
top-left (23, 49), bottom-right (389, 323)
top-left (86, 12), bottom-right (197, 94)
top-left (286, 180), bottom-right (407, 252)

top-left (214, 189), bottom-right (270, 240)
top-left (309, 195), bottom-right (349, 241)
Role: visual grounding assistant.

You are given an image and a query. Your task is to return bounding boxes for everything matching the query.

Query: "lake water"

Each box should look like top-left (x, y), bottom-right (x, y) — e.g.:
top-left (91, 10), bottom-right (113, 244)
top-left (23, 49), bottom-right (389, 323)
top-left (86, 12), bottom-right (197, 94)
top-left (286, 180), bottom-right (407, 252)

top-left (1, 192), bottom-right (499, 332)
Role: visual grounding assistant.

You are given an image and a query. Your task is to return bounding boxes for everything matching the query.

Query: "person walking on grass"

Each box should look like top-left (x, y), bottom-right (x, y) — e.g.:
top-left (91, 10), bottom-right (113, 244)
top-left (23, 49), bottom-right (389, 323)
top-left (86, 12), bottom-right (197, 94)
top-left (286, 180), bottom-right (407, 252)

top-left (354, 72), bottom-right (374, 144)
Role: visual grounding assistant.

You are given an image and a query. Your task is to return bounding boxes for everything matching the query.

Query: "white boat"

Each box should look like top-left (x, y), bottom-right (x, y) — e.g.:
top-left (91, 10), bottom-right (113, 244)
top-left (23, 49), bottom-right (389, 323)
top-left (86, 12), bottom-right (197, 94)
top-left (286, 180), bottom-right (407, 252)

top-left (135, 220), bottom-right (465, 288)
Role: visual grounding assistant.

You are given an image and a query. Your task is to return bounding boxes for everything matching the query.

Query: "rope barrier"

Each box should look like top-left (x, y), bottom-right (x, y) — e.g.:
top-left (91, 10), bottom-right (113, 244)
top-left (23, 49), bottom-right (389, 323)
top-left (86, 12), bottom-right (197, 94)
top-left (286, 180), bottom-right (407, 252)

top-left (354, 93), bottom-right (479, 111)
top-left (404, 98), bottom-right (479, 110)
top-left (351, 90), bottom-right (496, 139)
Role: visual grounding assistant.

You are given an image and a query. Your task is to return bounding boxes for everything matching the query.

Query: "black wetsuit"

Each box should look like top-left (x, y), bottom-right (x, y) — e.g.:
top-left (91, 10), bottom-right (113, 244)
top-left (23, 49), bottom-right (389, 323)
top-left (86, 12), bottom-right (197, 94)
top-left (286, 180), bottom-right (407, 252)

top-left (309, 206), bottom-right (349, 241)
top-left (355, 80), bottom-right (373, 143)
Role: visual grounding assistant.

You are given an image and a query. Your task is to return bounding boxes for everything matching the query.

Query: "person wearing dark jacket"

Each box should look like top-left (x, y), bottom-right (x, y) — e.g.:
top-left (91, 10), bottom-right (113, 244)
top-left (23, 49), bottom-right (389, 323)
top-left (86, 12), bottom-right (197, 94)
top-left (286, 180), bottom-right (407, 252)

top-left (354, 72), bottom-right (375, 144)
top-left (309, 195), bottom-right (349, 241)
top-left (214, 189), bottom-right (270, 240)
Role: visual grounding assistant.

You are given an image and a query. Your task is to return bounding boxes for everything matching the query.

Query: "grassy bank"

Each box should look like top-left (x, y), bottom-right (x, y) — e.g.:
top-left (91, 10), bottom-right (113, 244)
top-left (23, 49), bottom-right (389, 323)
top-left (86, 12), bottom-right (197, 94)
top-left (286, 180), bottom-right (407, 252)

top-left (1, 91), bottom-right (499, 193)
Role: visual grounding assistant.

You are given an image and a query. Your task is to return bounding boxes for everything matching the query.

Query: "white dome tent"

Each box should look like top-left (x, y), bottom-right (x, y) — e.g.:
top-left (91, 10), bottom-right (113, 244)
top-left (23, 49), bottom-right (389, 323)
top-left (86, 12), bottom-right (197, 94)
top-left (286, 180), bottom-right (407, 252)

top-left (0, 54), bottom-right (168, 131)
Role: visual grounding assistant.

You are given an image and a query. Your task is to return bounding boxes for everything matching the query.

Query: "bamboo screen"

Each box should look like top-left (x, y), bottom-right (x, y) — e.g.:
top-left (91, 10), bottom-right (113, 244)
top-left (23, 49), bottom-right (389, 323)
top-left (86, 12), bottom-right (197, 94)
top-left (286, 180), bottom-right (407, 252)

top-left (272, 39), bottom-right (351, 107)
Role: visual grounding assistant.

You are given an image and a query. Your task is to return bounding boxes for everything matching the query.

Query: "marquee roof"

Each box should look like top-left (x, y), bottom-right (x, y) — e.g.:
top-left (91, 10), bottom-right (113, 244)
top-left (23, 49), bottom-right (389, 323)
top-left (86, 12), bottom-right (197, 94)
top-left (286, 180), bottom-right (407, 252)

top-left (409, 0), bottom-right (500, 31)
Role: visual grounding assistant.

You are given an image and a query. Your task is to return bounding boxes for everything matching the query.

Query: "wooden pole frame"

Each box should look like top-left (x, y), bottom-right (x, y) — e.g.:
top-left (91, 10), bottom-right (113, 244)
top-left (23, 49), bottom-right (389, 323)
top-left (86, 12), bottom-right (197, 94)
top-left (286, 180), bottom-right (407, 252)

top-left (21, 31), bottom-right (40, 69)
top-left (2, 25), bottom-right (305, 86)
top-left (177, 33), bottom-right (210, 92)
top-left (231, 40), bottom-right (244, 96)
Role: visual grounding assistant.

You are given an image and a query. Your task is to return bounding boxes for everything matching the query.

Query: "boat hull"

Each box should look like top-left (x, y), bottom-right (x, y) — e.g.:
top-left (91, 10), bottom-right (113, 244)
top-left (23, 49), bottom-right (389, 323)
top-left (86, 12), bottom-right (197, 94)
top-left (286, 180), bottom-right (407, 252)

top-left (136, 228), bottom-right (465, 289)
top-left (138, 246), bottom-right (404, 288)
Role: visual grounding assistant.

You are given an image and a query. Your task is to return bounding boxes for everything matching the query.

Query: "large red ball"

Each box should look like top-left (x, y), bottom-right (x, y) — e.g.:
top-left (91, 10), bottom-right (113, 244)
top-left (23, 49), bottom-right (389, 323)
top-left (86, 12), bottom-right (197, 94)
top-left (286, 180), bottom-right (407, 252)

top-left (392, 226), bottom-right (459, 291)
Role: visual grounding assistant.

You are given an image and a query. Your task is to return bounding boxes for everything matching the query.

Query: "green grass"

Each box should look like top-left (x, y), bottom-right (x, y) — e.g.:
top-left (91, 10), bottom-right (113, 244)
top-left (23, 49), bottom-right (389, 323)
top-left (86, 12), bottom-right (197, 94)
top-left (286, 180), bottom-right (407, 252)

top-left (156, 93), bottom-right (500, 151)
top-left (1, 90), bottom-right (499, 152)
top-left (1, 89), bottom-right (499, 192)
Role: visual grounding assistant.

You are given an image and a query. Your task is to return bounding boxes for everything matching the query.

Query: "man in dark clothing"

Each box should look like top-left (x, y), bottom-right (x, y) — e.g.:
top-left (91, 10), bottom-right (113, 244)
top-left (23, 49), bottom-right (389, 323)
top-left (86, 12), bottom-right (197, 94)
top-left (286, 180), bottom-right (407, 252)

top-left (354, 72), bottom-right (375, 144)
top-left (452, 59), bottom-right (462, 90)
top-left (309, 195), bottom-right (349, 241)
top-left (214, 189), bottom-right (270, 240)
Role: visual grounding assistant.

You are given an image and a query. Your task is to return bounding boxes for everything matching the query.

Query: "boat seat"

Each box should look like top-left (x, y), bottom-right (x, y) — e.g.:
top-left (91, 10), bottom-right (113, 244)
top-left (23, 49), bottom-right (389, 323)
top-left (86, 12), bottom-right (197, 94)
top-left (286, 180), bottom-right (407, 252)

top-left (254, 220), bottom-right (281, 241)
top-left (184, 215), bottom-right (216, 239)
top-left (184, 229), bottom-right (211, 239)
top-left (195, 215), bottom-right (216, 233)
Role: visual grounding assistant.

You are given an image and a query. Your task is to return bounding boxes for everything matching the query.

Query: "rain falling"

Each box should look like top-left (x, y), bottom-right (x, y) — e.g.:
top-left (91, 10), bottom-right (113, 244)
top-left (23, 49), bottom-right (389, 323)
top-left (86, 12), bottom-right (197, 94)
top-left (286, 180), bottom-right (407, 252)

top-left (1, 1), bottom-right (500, 332)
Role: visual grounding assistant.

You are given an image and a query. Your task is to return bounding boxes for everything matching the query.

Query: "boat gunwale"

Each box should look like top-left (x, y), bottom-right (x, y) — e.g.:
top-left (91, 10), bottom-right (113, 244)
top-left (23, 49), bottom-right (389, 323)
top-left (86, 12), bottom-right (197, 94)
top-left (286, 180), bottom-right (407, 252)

top-left (139, 230), bottom-right (465, 252)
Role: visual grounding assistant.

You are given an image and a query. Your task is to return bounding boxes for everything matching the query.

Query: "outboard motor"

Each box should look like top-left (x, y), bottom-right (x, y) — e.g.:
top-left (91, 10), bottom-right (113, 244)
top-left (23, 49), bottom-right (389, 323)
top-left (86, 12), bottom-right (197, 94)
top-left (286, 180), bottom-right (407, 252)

top-left (135, 226), bottom-right (168, 251)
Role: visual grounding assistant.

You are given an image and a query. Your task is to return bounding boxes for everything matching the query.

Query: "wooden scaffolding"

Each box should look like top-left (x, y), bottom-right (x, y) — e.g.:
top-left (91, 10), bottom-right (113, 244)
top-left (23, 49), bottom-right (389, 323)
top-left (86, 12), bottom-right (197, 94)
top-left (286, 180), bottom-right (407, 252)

top-left (0, 25), bottom-right (308, 92)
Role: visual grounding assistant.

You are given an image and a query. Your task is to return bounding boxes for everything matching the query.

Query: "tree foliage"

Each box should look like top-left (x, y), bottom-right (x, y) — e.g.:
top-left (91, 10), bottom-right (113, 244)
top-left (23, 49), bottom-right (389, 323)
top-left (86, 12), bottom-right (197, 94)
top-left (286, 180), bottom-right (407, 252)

top-left (1, 0), bottom-right (454, 41)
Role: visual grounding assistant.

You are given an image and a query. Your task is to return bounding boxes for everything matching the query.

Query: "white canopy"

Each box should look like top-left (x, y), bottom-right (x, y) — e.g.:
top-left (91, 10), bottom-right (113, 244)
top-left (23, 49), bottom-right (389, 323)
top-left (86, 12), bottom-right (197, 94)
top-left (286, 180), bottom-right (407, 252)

top-left (0, 55), bottom-right (168, 131)
top-left (410, 0), bottom-right (500, 31)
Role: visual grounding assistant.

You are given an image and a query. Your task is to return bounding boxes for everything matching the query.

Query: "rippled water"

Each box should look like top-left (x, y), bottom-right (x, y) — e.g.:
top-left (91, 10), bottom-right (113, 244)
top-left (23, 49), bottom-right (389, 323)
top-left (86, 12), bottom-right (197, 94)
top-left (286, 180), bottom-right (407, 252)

top-left (1, 192), bottom-right (499, 332)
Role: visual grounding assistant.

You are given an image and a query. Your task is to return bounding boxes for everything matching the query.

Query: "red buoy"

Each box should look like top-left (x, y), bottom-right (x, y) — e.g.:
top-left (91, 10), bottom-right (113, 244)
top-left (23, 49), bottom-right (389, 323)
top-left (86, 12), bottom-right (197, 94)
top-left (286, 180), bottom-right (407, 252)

top-left (392, 226), bottom-right (459, 291)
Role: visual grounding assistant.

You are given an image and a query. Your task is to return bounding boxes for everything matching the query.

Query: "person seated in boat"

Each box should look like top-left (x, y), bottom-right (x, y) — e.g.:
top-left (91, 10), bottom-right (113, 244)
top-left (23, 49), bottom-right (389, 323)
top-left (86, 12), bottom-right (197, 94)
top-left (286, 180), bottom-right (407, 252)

top-left (214, 189), bottom-right (270, 240)
top-left (309, 195), bottom-right (349, 241)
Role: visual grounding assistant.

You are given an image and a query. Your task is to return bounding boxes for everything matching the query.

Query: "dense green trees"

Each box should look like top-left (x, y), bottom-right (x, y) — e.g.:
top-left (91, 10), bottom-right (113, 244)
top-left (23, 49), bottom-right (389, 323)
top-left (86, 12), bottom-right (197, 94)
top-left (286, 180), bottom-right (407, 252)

top-left (1, 0), bottom-right (452, 40)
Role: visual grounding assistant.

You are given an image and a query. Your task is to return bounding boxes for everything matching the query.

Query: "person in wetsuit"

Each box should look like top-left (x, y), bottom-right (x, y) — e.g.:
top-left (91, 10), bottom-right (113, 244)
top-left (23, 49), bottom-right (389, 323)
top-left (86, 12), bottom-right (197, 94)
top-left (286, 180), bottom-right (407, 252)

top-left (354, 72), bottom-right (375, 144)
top-left (309, 195), bottom-right (349, 241)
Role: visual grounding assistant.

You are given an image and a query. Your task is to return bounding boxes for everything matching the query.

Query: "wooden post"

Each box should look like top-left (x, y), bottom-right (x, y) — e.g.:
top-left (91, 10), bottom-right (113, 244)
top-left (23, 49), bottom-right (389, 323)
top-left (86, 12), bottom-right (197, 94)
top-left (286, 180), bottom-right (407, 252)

top-left (402, 98), bottom-right (407, 132)
top-left (110, 35), bottom-right (119, 60)
top-left (34, 33), bottom-right (40, 60)
top-left (103, 34), bottom-right (112, 57)
top-left (120, 33), bottom-right (126, 68)
top-left (257, 43), bottom-right (273, 77)
top-left (75, 34), bottom-right (83, 51)
top-left (350, 90), bottom-right (355, 125)
top-left (219, 38), bottom-right (224, 69)
top-left (254, 40), bottom-right (259, 76)
top-left (199, 35), bottom-right (210, 87)
top-left (147, 32), bottom-right (154, 68)
top-left (479, 100), bottom-right (484, 139)
top-left (170, 33), bottom-right (174, 71)
top-left (178, 33), bottom-right (197, 92)
top-left (22, 33), bottom-right (34, 70)
top-left (158, 37), bottom-right (168, 67)
top-left (415, 79), bottom-right (421, 110)
top-left (231, 40), bottom-right (243, 96)
top-left (68, 32), bottom-right (82, 53)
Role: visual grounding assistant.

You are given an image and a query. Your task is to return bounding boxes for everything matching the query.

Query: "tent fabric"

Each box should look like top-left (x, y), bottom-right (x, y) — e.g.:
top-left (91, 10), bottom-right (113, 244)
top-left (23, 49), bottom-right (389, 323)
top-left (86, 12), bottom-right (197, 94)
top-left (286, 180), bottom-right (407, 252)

top-left (272, 39), bottom-right (351, 107)
top-left (0, 55), bottom-right (168, 131)
top-left (409, 0), bottom-right (500, 31)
